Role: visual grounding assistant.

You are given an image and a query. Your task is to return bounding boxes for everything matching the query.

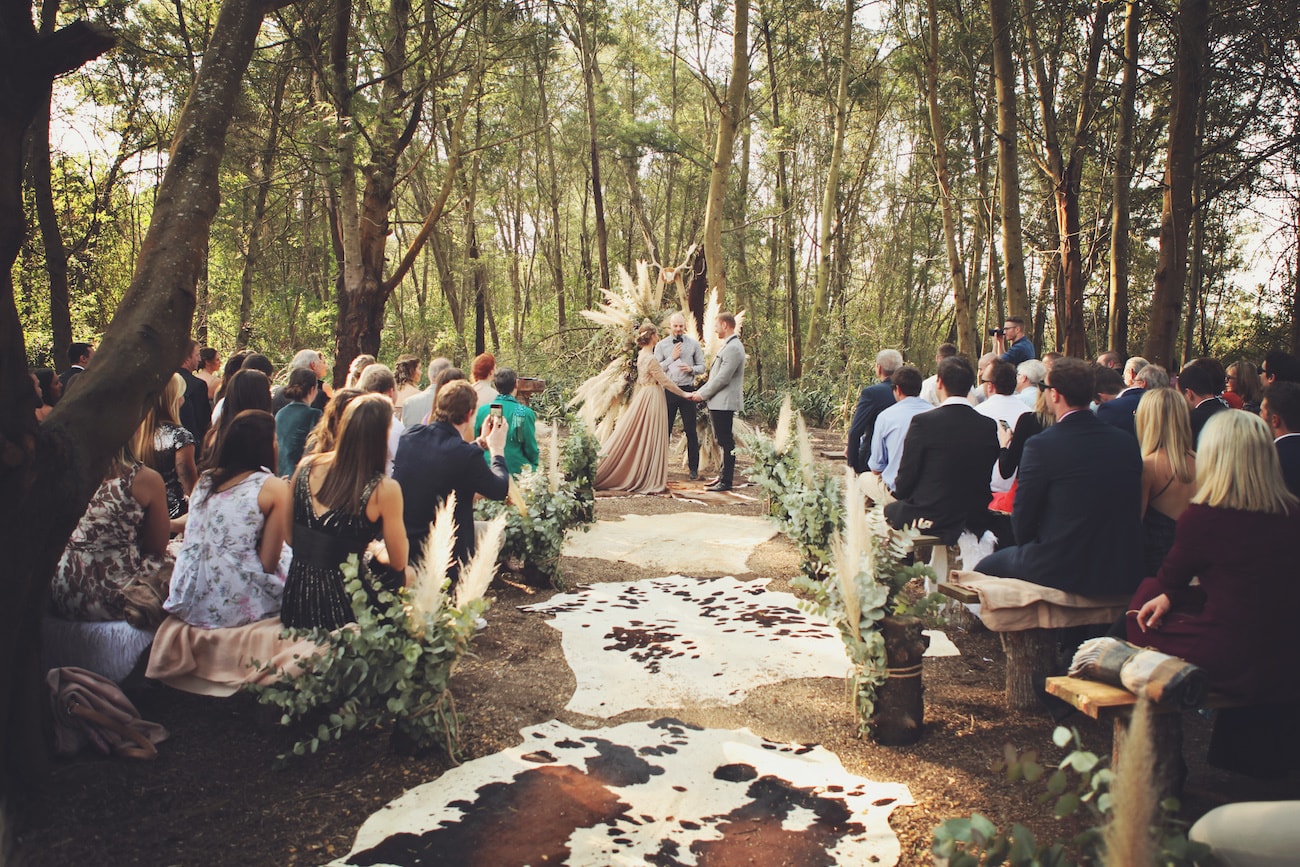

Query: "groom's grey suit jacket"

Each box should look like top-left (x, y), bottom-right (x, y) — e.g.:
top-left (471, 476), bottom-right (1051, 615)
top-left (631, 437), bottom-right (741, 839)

top-left (695, 334), bottom-right (745, 411)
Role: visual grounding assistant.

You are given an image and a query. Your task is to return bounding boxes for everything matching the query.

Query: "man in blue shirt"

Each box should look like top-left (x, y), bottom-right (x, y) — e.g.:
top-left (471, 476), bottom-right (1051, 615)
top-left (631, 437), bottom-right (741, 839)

top-left (994, 316), bottom-right (1035, 366)
top-left (862, 366), bottom-right (931, 505)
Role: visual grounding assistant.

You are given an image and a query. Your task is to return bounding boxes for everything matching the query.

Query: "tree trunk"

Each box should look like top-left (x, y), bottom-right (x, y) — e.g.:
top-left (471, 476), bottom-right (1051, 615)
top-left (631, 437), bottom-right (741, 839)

top-left (925, 0), bottom-right (974, 358)
top-left (1145, 0), bottom-right (1209, 367)
top-left (573, 0), bottom-right (610, 295)
top-left (0, 0), bottom-right (278, 797)
top-left (1108, 0), bottom-right (1140, 358)
top-left (805, 0), bottom-right (852, 363)
top-left (759, 9), bottom-right (800, 378)
top-left (870, 616), bottom-right (929, 746)
top-left (988, 0), bottom-right (1030, 320)
top-left (536, 50), bottom-right (566, 329)
top-left (701, 0), bottom-right (749, 310)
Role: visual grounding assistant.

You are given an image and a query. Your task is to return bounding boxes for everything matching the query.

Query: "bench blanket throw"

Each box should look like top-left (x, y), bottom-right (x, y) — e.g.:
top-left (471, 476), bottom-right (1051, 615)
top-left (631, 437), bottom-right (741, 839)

top-left (949, 571), bottom-right (1129, 631)
top-left (48, 666), bottom-right (168, 760)
top-left (1069, 636), bottom-right (1207, 708)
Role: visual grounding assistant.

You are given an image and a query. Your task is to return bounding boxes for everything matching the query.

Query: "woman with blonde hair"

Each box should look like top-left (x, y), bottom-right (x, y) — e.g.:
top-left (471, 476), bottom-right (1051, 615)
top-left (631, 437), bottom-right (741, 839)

top-left (302, 387), bottom-right (363, 457)
top-left (281, 394), bottom-right (411, 630)
top-left (1134, 388), bottom-right (1197, 574)
top-left (135, 372), bottom-right (199, 518)
top-left (344, 354), bottom-right (376, 389)
top-left (1130, 410), bottom-right (1299, 704)
top-left (594, 323), bottom-right (691, 493)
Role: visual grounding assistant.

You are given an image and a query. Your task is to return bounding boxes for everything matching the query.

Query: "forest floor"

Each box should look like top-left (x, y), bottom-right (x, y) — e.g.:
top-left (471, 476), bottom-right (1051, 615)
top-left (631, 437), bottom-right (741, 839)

top-left (15, 427), bottom-right (1300, 865)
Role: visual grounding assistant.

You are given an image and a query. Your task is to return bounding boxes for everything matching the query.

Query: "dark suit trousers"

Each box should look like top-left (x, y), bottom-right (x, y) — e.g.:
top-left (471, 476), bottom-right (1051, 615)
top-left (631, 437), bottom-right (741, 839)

top-left (666, 390), bottom-right (700, 471)
top-left (711, 409), bottom-right (735, 459)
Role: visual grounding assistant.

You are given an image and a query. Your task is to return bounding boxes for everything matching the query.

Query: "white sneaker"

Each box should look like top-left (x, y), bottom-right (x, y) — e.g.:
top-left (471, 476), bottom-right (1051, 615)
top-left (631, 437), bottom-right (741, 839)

top-left (473, 616), bottom-right (488, 632)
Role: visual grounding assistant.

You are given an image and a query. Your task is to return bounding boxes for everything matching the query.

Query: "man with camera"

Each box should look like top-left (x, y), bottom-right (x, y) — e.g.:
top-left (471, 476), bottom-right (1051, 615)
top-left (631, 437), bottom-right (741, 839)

top-left (655, 313), bottom-right (706, 480)
top-left (991, 316), bottom-right (1035, 366)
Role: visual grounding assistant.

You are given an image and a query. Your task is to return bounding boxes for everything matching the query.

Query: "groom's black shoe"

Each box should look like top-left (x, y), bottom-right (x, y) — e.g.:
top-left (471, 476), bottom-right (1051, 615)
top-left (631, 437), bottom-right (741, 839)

top-left (706, 479), bottom-right (731, 492)
top-left (689, 471), bottom-right (700, 481)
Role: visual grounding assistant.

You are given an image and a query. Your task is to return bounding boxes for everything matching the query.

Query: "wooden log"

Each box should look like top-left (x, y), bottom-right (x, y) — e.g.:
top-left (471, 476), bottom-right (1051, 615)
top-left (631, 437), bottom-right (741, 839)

top-left (870, 615), bottom-right (929, 745)
top-left (1001, 628), bottom-right (1057, 710)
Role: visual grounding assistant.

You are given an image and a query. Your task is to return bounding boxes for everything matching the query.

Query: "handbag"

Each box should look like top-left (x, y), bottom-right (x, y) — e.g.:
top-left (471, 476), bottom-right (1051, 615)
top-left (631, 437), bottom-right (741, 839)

top-left (47, 667), bottom-right (168, 760)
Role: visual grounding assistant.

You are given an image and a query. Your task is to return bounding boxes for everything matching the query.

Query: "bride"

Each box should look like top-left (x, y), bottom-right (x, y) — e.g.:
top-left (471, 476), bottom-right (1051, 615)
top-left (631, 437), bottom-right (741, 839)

top-left (594, 323), bottom-right (692, 494)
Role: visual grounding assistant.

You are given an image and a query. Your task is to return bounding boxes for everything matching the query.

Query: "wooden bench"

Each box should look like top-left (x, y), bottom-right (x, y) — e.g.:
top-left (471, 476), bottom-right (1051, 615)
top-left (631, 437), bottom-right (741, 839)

top-left (912, 534), bottom-right (959, 587)
top-left (1046, 675), bottom-right (1244, 797)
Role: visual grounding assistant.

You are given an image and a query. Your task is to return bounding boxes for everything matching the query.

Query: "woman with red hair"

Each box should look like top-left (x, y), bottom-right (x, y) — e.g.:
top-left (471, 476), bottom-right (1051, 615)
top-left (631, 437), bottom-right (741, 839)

top-left (470, 352), bottom-right (497, 410)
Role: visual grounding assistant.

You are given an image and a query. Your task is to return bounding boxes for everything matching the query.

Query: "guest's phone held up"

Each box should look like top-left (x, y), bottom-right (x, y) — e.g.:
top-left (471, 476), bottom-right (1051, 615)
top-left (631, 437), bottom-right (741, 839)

top-left (998, 419), bottom-right (1012, 432)
top-left (489, 403), bottom-right (504, 424)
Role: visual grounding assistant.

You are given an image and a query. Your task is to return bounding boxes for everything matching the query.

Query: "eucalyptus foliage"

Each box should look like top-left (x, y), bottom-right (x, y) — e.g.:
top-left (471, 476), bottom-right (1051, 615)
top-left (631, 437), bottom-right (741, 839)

top-left (249, 556), bottom-right (487, 760)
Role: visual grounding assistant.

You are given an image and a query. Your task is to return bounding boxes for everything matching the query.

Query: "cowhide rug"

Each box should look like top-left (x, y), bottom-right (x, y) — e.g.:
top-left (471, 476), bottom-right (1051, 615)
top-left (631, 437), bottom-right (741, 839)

top-left (521, 576), bottom-right (849, 716)
top-left (336, 717), bottom-right (913, 867)
top-left (560, 512), bottom-right (777, 576)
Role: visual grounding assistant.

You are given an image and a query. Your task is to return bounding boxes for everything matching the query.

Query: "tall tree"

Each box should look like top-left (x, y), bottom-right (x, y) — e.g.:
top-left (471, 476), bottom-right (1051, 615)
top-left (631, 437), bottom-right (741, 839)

top-left (1108, 0), bottom-right (1140, 357)
top-left (988, 0), bottom-right (1031, 320)
top-left (700, 0), bottom-right (749, 309)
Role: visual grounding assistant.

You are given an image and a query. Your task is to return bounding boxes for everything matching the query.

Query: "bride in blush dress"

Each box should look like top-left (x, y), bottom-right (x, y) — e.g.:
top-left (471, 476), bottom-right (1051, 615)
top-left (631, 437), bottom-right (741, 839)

top-left (594, 324), bottom-right (692, 494)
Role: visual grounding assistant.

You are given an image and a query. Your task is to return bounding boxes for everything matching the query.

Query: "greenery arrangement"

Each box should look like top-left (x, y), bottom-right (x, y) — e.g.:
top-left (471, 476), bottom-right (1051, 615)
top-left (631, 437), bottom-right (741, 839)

top-left (474, 419), bottom-right (598, 588)
top-left (933, 712), bottom-right (1209, 865)
top-left (793, 467), bottom-right (936, 736)
top-left (251, 505), bottom-right (507, 759)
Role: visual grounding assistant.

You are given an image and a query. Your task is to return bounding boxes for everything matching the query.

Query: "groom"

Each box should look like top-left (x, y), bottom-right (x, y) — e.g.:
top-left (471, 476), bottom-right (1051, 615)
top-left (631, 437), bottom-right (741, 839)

top-left (691, 312), bottom-right (745, 492)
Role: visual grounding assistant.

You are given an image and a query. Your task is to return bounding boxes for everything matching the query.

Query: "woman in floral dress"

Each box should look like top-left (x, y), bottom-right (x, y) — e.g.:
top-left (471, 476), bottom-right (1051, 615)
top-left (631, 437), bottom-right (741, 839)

top-left (164, 410), bottom-right (291, 628)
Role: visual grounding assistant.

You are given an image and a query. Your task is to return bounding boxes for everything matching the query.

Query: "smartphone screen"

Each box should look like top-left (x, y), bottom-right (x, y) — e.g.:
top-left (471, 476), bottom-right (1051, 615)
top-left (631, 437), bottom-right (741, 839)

top-left (490, 404), bottom-right (504, 422)
top-left (999, 419), bottom-right (1012, 431)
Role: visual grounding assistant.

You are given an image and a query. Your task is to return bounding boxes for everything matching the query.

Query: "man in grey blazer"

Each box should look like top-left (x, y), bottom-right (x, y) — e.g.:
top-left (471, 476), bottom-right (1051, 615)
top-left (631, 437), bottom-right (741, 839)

top-left (691, 312), bottom-right (745, 491)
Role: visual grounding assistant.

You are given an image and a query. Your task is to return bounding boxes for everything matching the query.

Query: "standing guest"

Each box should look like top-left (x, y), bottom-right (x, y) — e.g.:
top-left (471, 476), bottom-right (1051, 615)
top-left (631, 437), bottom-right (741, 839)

top-left (275, 368), bottom-right (322, 477)
top-left (845, 349), bottom-right (902, 472)
top-left (302, 388), bottom-right (363, 458)
top-left (394, 381), bottom-right (508, 581)
top-left (1261, 381), bottom-right (1300, 497)
top-left (178, 339), bottom-right (212, 448)
top-left (164, 410), bottom-right (291, 628)
top-left (358, 363), bottom-right (404, 476)
top-left (211, 353), bottom-right (275, 426)
top-left (993, 316), bottom-right (1035, 365)
top-left (470, 353), bottom-right (498, 409)
top-left (202, 370), bottom-right (274, 462)
top-left (1015, 359), bottom-right (1045, 409)
top-left (33, 367), bottom-right (61, 420)
top-left (690, 312), bottom-right (746, 492)
top-left (593, 325), bottom-right (692, 493)
top-left (403, 363), bottom-right (460, 428)
top-left (920, 343), bottom-right (958, 406)
top-left (1260, 350), bottom-right (1300, 387)
top-left (60, 341), bottom-right (93, 392)
top-left (214, 349), bottom-right (252, 405)
top-left (1225, 360), bottom-right (1263, 415)
top-left (135, 372), bottom-right (199, 518)
top-left (474, 368), bottom-right (540, 476)
top-left (1129, 410), bottom-right (1299, 705)
top-left (863, 366), bottom-right (931, 505)
top-left (393, 355), bottom-right (422, 409)
top-left (282, 395), bottom-right (411, 631)
top-left (345, 354), bottom-right (376, 389)
top-left (197, 347), bottom-right (222, 402)
top-left (50, 445), bottom-right (172, 622)
top-left (975, 357), bottom-right (1143, 596)
top-left (654, 313), bottom-right (706, 480)
top-left (884, 356), bottom-right (998, 544)
top-left (1135, 389), bottom-right (1197, 575)
top-left (1179, 358), bottom-right (1228, 443)
top-left (272, 350), bottom-right (330, 414)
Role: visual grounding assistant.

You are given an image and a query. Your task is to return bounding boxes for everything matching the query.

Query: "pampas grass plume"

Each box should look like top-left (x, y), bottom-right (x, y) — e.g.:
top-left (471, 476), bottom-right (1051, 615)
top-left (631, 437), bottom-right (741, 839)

top-left (1101, 698), bottom-right (1157, 866)
top-left (408, 495), bottom-right (458, 634)
top-left (455, 513), bottom-right (507, 609)
top-left (773, 395), bottom-right (794, 454)
top-left (796, 415), bottom-right (815, 486)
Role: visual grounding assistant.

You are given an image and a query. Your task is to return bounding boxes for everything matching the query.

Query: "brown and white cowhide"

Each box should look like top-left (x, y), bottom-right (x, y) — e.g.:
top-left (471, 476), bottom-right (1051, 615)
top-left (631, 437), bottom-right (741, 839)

top-left (560, 512), bottom-right (778, 575)
top-left (336, 717), bottom-right (913, 867)
top-left (521, 576), bottom-right (848, 716)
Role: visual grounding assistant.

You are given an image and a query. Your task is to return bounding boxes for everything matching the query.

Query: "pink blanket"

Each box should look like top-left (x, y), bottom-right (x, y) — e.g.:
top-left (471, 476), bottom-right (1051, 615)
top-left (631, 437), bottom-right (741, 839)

top-left (146, 616), bottom-right (322, 697)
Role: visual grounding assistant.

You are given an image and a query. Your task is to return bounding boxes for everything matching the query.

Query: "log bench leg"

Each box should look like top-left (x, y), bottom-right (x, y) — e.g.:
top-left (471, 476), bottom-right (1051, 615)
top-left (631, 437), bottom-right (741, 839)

top-left (1001, 628), bottom-right (1057, 710)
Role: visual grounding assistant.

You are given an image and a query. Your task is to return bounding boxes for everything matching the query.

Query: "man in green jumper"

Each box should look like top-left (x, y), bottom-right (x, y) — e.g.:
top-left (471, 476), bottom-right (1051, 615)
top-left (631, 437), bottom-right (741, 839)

top-left (473, 367), bottom-right (539, 475)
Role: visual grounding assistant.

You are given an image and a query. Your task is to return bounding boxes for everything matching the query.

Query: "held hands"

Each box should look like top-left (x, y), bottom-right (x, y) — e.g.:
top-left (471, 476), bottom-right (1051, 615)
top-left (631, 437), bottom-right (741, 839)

top-left (1135, 592), bottom-right (1171, 632)
top-left (689, 392), bottom-right (705, 402)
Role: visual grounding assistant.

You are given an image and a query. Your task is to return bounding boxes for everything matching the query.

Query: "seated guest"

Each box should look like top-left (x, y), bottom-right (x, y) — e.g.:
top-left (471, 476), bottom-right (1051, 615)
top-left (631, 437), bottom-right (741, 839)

top-left (211, 354), bottom-right (274, 425)
top-left (202, 370), bottom-right (273, 461)
top-left (470, 352), bottom-right (498, 409)
top-left (345, 353), bottom-right (376, 389)
top-left (1225, 360), bottom-right (1263, 414)
top-left (975, 357), bottom-right (1143, 596)
top-left (164, 410), bottom-right (291, 628)
top-left (975, 360), bottom-right (1029, 495)
top-left (272, 349), bottom-right (330, 414)
top-left (862, 366), bottom-right (930, 505)
top-left (302, 387), bottom-right (363, 458)
top-left (1179, 358), bottom-right (1228, 443)
top-left (920, 343), bottom-right (957, 406)
top-left (1261, 381), bottom-right (1300, 497)
top-left (51, 445), bottom-right (173, 622)
top-left (275, 367), bottom-right (322, 477)
top-left (400, 357), bottom-right (453, 427)
top-left (473, 368), bottom-right (540, 475)
top-left (213, 349), bottom-right (251, 406)
top-left (281, 394), bottom-right (411, 631)
top-left (358, 363), bottom-right (404, 476)
top-left (1130, 411), bottom-right (1300, 706)
top-left (1135, 389), bottom-right (1196, 575)
top-left (884, 356), bottom-right (998, 544)
top-left (1095, 351), bottom-right (1121, 369)
top-left (1122, 356), bottom-right (1148, 387)
top-left (1097, 361), bottom-right (1151, 437)
top-left (393, 355), bottom-right (422, 409)
top-left (1015, 359), bottom-right (1045, 409)
top-left (134, 372), bottom-right (199, 518)
top-left (197, 346), bottom-right (221, 402)
top-left (395, 381), bottom-right (508, 582)
top-left (994, 381), bottom-right (1053, 488)
top-left (846, 349), bottom-right (901, 469)
top-left (1092, 365), bottom-right (1124, 406)
top-left (178, 339), bottom-right (212, 447)
top-left (1260, 350), bottom-right (1300, 386)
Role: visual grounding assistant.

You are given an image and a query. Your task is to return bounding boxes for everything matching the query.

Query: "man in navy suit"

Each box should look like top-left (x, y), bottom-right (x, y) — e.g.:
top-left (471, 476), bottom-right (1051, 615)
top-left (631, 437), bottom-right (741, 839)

top-left (1261, 381), bottom-right (1300, 497)
top-left (1180, 358), bottom-right (1228, 444)
top-left (884, 356), bottom-right (998, 544)
top-left (1096, 362), bottom-right (1167, 436)
top-left (975, 357), bottom-right (1143, 597)
top-left (845, 349), bottom-right (901, 473)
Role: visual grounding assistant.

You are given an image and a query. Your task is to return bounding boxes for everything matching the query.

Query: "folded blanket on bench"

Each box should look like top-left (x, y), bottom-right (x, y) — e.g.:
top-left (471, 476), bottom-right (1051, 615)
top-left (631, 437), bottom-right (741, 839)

top-left (949, 571), bottom-right (1130, 631)
top-left (1069, 636), bottom-right (1207, 708)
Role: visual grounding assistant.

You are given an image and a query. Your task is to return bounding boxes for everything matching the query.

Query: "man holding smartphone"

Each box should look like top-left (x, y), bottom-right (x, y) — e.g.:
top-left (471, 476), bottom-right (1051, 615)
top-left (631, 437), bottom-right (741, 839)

top-left (975, 359), bottom-right (1030, 495)
top-left (472, 367), bottom-right (539, 475)
top-left (654, 313), bottom-right (706, 480)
